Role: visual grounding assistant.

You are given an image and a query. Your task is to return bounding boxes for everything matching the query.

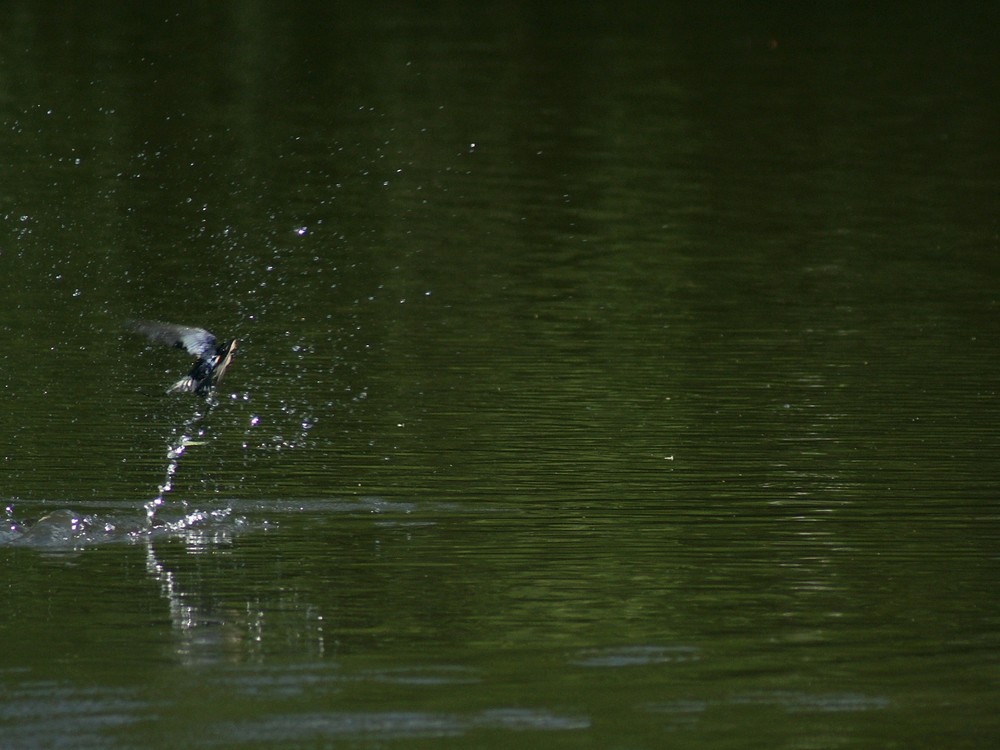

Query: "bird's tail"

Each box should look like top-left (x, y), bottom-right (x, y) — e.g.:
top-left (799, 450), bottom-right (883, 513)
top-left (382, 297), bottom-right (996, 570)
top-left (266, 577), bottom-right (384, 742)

top-left (167, 376), bottom-right (198, 394)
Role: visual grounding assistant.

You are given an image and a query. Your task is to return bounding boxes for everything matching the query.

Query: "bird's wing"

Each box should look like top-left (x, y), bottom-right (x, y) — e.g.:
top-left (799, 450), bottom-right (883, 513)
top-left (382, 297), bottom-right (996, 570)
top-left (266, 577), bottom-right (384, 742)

top-left (128, 320), bottom-right (217, 359)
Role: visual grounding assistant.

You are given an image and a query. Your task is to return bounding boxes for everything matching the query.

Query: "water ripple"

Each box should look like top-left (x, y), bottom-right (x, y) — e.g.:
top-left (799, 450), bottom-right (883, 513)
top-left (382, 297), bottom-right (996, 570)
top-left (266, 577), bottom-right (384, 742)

top-left (208, 708), bottom-right (589, 744)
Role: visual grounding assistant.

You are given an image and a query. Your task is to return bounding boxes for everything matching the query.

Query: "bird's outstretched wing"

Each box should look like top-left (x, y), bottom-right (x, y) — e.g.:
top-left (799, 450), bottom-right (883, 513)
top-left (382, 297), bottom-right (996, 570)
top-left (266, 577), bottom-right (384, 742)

top-left (128, 320), bottom-right (218, 359)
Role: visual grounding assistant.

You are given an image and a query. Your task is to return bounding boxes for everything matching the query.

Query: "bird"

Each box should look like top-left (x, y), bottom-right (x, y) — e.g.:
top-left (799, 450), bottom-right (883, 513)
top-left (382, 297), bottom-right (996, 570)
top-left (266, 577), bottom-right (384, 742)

top-left (128, 320), bottom-right (238, 394)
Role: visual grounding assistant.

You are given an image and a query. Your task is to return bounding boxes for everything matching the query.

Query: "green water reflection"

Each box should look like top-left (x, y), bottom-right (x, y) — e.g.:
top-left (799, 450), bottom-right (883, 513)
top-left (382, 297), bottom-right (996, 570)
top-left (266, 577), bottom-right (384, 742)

top-left (2, 2), bottom-right (1000, 748)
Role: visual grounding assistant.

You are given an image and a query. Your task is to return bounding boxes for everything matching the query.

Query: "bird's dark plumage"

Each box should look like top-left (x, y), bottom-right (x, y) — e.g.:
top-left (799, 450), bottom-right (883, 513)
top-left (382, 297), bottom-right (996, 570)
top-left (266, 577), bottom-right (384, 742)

top-left (128, 320), bottom-right (238, 394)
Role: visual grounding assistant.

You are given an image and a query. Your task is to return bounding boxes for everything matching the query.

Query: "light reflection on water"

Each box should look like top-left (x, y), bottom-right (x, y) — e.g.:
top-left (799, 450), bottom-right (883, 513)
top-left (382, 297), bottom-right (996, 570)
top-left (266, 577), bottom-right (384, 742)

top-left (0, 681), bottom-right (150, 750)
top-left (198, 709), bottom-right (590, 747)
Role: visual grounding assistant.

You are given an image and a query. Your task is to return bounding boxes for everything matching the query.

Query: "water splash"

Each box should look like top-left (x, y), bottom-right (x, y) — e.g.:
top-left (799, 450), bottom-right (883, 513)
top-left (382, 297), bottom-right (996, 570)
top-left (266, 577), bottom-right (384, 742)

top-left (1, 501), bottom-right (254, 550)
top-left (145, 399), bottom-right (217, 525)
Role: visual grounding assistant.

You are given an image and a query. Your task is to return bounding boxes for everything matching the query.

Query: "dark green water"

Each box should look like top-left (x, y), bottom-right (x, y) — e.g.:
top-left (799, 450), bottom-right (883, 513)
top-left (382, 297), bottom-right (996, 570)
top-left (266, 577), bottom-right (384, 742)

top-left (2, 3), bottom-right (1000, 748)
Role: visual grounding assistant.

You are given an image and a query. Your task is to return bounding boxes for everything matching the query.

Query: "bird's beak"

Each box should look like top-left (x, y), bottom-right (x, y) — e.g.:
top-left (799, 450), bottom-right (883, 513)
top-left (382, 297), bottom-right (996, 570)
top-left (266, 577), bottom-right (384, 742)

top-left (214, 340), bottom-right (238, 384)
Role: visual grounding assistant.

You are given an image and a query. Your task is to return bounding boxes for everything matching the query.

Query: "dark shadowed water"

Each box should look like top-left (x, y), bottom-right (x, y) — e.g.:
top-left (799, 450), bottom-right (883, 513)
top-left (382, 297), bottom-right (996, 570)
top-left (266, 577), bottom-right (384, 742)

top-left (2, 2), bottom-right (1000, 748)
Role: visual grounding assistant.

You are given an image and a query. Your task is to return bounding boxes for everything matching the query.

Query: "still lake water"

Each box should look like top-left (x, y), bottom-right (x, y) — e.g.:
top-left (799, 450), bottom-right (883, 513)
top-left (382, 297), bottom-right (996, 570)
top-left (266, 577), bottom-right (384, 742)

top-left (2, 3), bottom-right (1000, 747)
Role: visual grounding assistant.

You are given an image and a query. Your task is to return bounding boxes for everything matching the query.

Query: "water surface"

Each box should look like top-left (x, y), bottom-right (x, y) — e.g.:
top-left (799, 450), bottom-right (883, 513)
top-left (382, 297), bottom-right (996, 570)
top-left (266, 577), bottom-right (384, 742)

top-left (2, 2), bottom-right (1000, 748)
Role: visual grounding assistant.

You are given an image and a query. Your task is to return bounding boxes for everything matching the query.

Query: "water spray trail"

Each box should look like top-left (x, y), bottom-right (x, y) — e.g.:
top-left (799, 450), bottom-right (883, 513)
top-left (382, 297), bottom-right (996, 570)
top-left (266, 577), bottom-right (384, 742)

top-left (145, 401), bottom-right (215, 525)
